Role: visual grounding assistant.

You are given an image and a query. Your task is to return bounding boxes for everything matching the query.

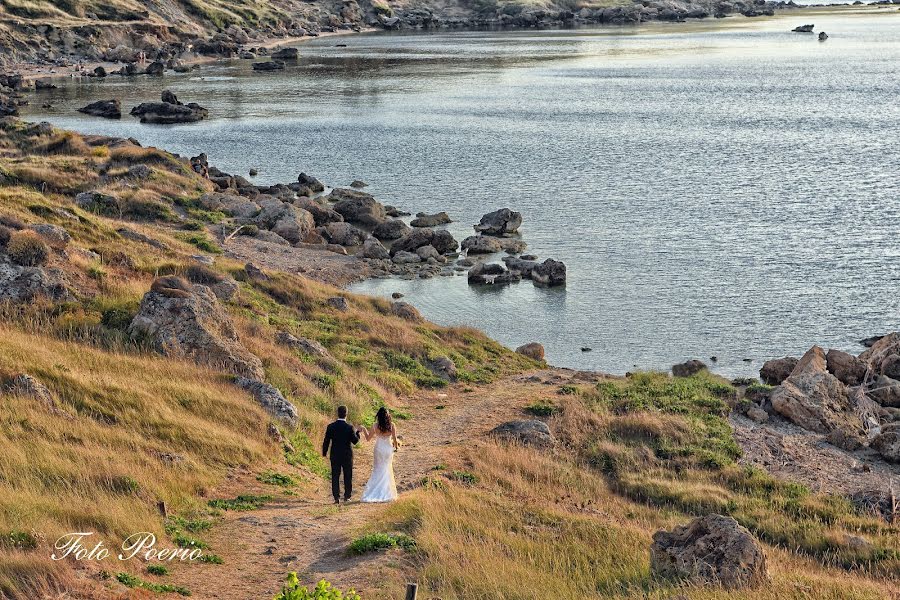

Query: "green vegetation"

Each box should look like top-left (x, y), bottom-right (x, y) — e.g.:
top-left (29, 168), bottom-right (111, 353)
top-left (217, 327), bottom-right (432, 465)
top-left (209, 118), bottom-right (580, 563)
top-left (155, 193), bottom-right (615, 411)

top-left (146, 564), bottom-right (169, 576)
top-left (347, 532), bottom-right (417, 556)
top-left (115, 572), bottom-right (191, 596)
top-left (176, 232), bottom-right (222, 254)
top-left (525, 400), bottom-right (556, 416)
top-left (257, 470), bottom-right (298, 488)
top-left (207, 494), bottom-right (272, 511)
top-left (274, 574), bottom-right (360, 600)
top-left (6, 230), bottom-right (49, 266)
top-left (447, 470), bottom-right (479, 486)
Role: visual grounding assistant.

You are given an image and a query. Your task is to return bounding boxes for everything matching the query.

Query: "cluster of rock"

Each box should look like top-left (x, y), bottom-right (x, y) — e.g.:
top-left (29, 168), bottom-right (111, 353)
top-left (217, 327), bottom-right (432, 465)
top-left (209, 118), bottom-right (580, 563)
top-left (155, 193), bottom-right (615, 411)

top-left (0, 74), bottom-right (27, 117)
top-left (80, 90), bottom-right (208, 124)
top-left (792, 23), bottom-right (828, 40)
top-left (0, 216), bottom-right (72, 302)
top-left (746, 338), bottom-right (900, 462)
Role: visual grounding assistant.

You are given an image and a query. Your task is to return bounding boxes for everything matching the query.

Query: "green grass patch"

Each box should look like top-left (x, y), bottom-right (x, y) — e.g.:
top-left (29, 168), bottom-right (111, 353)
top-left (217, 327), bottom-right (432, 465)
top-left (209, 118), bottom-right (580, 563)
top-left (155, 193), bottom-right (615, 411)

top-left (525, 400), bottom-right (556, 417)
top-left (347, 532), bottom-right (416, 556)
top-left (257, 470), bottom-right (298, 488)
top-left (116, 572), bottom-right (191, 595)
top-left (147, 564), bottom-right (169, 576)
top-left (207, 494), bottom-right (272, 511)
top-left (176, 232), bottom-right (221, 254)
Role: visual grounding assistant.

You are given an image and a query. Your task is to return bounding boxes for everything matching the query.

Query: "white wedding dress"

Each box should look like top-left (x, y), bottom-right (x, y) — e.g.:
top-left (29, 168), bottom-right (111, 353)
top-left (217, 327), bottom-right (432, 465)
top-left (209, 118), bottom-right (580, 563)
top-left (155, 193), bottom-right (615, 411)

top-left (361, 435), bottom-right (398, 503)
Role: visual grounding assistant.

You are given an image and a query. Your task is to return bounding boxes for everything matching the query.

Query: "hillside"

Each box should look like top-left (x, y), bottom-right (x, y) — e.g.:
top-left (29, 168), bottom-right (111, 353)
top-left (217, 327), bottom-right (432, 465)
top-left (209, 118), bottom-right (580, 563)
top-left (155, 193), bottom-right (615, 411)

top-left (0, 118), bottom-right (898, 599)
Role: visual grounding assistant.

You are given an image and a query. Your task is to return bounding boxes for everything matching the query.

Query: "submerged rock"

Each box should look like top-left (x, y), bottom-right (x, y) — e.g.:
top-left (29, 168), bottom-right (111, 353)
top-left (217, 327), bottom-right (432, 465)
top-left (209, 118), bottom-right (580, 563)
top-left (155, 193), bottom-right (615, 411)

top-left (252, 60), bottom-right (286, 71)
top-left (410, 211), bottom-right (452, 227)
top-left (78, 99), bottom-right (122, 119)
top-left (475, 208), bottom-right (522, 236)
top-left (531, 258), bottom-right (566, 286)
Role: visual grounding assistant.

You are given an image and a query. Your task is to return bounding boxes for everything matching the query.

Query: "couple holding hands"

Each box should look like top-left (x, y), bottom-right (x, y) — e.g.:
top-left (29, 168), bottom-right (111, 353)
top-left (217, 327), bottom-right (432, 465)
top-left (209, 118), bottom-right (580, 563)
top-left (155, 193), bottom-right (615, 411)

top-left (322, 406), bottom-right (399, 504)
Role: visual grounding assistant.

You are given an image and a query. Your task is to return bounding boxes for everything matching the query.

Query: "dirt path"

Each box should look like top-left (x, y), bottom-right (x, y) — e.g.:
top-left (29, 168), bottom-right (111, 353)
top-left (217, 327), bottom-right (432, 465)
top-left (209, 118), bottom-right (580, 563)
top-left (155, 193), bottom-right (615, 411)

top-left (171, 371), bottom-right (566, 599)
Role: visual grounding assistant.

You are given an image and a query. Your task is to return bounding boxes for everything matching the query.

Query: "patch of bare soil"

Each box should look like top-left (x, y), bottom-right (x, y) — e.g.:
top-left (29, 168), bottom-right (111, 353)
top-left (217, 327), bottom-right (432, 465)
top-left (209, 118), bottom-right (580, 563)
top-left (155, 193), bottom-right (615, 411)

top-left (730, 413), bottom-right (900, 500)
top-left (222, 235), bottom-right (371, 287)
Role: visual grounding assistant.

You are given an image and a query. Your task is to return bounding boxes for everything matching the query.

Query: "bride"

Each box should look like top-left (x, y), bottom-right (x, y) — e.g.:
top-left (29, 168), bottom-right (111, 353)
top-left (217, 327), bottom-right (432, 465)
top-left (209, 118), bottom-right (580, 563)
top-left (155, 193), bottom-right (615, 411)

top-left (358, 407), bottom-right (399, 503)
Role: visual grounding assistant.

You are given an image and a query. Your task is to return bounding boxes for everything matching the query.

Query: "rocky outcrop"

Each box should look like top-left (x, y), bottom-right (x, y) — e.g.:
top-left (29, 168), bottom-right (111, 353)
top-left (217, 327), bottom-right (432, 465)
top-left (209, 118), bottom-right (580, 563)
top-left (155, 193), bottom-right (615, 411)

top-left (430, 230), bottom-right (458, 254)
top-left (255, 199), bottom-right (315, 244)
top-left (361, 237), bottom-right (390, 259)
top-left (490, 420), bottom-right (553, 447)
top-left (78, 99), bottom-right (122, 119)
top-left (275, 331), bottom-right (330, 357)
top-left (130, 91), bottom-right (208, 124)
top-left (295, 198), bottom-right (343, 226)
top-left (128, 276), bottom-right (264, 380)
top-left (770, 346), bottom-right (864, 442)
top-left (329, 188), bottom-right (386, 226)
top-left (317, 222), bottom-right (366, 246)
top-left (475, 208), bottom-right (522, 236)
top-left (825, 349), bottom-right (866, 386)
top-left (672, 359), bottom-right (706, 377)
top-left (468, 262), bottom-right (520, 285)
top-left (199, 192), bottom-right (260, 220)
top-left (871, 423), bottom-right (900, 462)
top-left (373, 219), bottom-right (411, 240)
top-left (235, 377), bottom-right (298, 424)
top-left (391, 228), bottom-right (436, 256)
top-left (410, 212), bottom-right (451, 227)
top-left (0, 255), bottom-right (70, 302)
top-left (650, 514), bottom-right (767, 589)
top-left (759, 356), bottom-right (798, 385)
top-left (516, 342), bottom-right (545, 361)
top-left (531, 258), bottom-right (566, 286)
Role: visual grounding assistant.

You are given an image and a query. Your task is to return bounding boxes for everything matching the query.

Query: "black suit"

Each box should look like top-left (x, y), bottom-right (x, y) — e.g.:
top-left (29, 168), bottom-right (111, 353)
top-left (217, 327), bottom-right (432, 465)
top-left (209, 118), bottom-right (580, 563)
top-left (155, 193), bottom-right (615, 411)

top-left (322, 419), bottom-right (360, 502)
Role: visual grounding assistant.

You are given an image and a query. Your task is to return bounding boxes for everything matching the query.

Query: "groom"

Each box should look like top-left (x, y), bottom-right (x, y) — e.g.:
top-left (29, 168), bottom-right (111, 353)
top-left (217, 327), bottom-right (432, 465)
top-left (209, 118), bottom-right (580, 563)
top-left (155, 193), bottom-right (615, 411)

top-left (321, 406), bottom-right (361, 504)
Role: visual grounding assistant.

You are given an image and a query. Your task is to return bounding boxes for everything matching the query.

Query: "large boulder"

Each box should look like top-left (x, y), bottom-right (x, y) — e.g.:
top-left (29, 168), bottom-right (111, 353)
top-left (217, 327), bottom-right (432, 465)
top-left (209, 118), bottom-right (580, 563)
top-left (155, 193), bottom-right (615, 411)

top-left (430, 229), bottom-right (458, 254)
top-left (490, 420), bottom-right (553, 447)
top-left (295, 198), bottom-right (343, 226)
top-left (650, 514), bottom-right (767, 589)
top-left (531, 259), bottom-right (566, 286)
top-left (461, 235), bottom-right (502, 254)
top-left (770, 346), bottom-right (864, 440)
top-left (330, 188), bottom-right (386, 226)
top-left (235, 377), bottom-right (298, 424)
top-left (468, 262), bottom-right (520, 285)
top-left (78, 99), bottom-right (122, 119)
top-left (127, 276), bottom-right (264, 380)
top-left (130, 99), bottom-right (208, 124)
top-left (860, 333), bottom-right (900, 378)
top-left (516, 342), bottom-right (545, 361)
top-left (825, 349), bottom-right (866, 386)
top-left (410, 212), bottom-right (451, 227)
top-left (759, 356), bottom-right (798, 385)
top-left (0, 256), bottom-right (70, 302)
top-left (871, 423), bottom-right (900, 462)
top-left (390, 301), bottom-right (422, 322)
top-left (390, 228), bottom-right (434, 256)
top-left (255, 199), bottom-right (314, 244)
top-left (317, 222), bottom-right (367, 246)
top-left (360, 237), bottom-right (390, 260)
top-left (373, 219), bottom-right (411, 240)
top-left (870, 375), bottom-right (900, 408)
top-left (502, 256), bottom-right (538, 277)
top-left (672, 359), bottom-right (707, 377)
top-left (198, 193), bottom-right (260, 220)
top-left (475, 208), bottom-right (522, 236)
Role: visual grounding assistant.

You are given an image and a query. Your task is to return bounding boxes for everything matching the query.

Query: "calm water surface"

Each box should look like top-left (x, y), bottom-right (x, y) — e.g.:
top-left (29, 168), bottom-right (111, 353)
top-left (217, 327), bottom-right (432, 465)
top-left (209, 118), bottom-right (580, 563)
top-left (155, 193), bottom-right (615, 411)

top-left (27, 9), bottom-right (900, 376)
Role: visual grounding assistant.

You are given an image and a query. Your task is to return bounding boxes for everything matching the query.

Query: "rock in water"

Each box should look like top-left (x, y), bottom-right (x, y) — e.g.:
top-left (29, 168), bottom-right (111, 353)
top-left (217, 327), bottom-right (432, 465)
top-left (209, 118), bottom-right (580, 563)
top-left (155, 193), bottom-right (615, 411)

top-left (491, 420), bottom-right (554, 447)
top-left (475, 208), bottom-right (522, 236)
top-left (373, 219), bottom-right (411, 240)
top-left (78, 99), bottom-right (122, 119)
top-left (130, 100), bottom-right (208, 124)
top-left (818, 32), bottom-right (828, 41)
top-left (361, 237), bottom-right (390, 259)
top-left (516, 342), bottom-right (545, 361)
top-left (770, 346), bottom-right (865, 445)
top-left (252, 61), bottom-right (286, 71)
top-left (531, 259), bottom-right (566, 286)
top-left (271, 47), bottom-right (299, 60)
top-left (329, 189), bottom-right (386, 226)
top-left (650, 514), bottom-right (768, 589)
top-left (410, 212), bottom-right (452, 227)
top-left (792, 24), bottom-right (815, 33)
top-left (759, 356), bottom-right (798, 385)
top-left (235, 377), bottom-right (298, 424)
top-left (672, 359), bottom-right (706, 377)
top-left (128, 276), bottom-right (264, 380)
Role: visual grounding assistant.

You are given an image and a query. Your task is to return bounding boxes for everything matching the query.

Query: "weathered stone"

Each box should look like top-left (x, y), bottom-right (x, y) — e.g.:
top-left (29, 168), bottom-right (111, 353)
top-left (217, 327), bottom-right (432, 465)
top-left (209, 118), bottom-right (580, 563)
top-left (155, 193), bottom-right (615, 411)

top-left (372, 219), bottom-right (411, 240)
top-left (391, 228), bottom-right (434, 255)
top-left (770, 346), bottom-right (864, 440)
top-left (650, 514), bottom-right (768, 589)
top-left (531, 258), bottom-right (566, 286)
top-left (78, 99), bottom-right (122, 119)
top-left (516, 342), bottom-right (545, 361)
top-left (392, 250), bottom-right (422, 264)
top-left (490, 420), bottom-right (553, 447)
top-left (327, 296), bottom-right (349, 311)
top-left (475, 208), bottom-right (522, 235)
top-left (329, 188), bottom-right (386, 226)
top-left (759, 356), bottom-right (798, 386)
top-left (295, 198), bottom-right (342, 226)
top-left (461, 235), bottom-right (502, 254)
top-left (430, 229), bottom-right (459, 254)
top-left (871, 423), bottom-right (900, 462)
top-left (390, 301), bottom-right (422, 322)
top-left (826, 349), bottom-right (867, 386)
top-left (429, 356), bottom-right (457, 381)
top-left (361, 237), bottom-right (390, 260)
top-left (128, 277), bottom-right (264, 380)
top-left (0, 256), bottom-right (70, 302)
top-left (672, 359), bottom-right (707, 378)
top-left (235, 377), bottom-right (298, 424)
top-left (318, 222), bottom-right (367, 246)
top-left (29, 223), bottom-right (70, 247)
top-left (275, 331), bottom-right (330, 357)
top-left (870, 375), bottom-right (900, 408)
top-left (410, 212), bottom-right (451, 227)
top-left (255, 199), bottom-right (314, 244)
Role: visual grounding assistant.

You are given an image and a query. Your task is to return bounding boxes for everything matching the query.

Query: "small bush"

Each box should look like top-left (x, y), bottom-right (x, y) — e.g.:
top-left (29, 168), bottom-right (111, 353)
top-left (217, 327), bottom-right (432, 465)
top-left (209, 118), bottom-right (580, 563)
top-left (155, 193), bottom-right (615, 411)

top-left (347, 532), bottom-right (416, 555)
top-left (525, 401), bottom-right (555, 417)
top-left (178, 233), bottom-right (222, 254)
top-left (147, 564), bottom-right (169, 576)
top-left (198, 553), bottom-right (223, 564)
top-left (207, 494), bottom-right (271, 511)
top-left (185, 264), bottom-right (224, 285)
top-left (7, 231), bottom-right (50, 266)
top-left (1, 530), bottom-right (38, 550)
top-left (274, 574), bottom-right (360, 600)
top-left (257, 471), bottom-right (297, 488)
top-left (448, 470), bottom-right (479, 486)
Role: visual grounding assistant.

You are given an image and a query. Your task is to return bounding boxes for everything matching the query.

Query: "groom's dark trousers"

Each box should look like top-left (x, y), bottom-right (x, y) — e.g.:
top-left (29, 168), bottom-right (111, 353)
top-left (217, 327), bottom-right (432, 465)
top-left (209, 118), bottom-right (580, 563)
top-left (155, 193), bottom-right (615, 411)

top-left (322, 419), bottom-right (360, 502)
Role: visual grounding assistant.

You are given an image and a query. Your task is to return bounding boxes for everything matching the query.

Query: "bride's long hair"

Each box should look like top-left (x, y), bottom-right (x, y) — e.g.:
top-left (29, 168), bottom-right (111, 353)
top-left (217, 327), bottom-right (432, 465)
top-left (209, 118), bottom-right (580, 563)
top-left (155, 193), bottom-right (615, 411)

top-left (375, 407), bottom-right (393, 434)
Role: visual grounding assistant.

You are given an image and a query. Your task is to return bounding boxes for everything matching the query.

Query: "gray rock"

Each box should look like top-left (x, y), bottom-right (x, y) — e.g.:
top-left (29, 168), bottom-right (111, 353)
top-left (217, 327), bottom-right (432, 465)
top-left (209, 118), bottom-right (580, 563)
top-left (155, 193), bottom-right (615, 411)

top-left (255, 199), bottom-right (314, 244)
top-left (76, 191), bottom-right (120, 215)
top-left (531, 259), bottom-right (566, 286)
top-left (295, 198), bottom-right (343, 226)
top-left (275, 331), bottom-right (330, 357)
top-left (461, 235), bottom-right (502, 254)
top-left (390, 301), bottom-right (422, 322)
top-left (252, 60), bottom-right (285, 71)
top-left (271, 47), bottom-right (299, 60)
top-left (8, 374), bottom-right (55, 406)
top-left (872, 423), bottom-right (900, 462)
top-left (235, 377), bottom-right (298, 425)
top-left (391, 228), bottom-right (434, 255)
top-left (516, 342), bottom-right (545, 361)
top-left (127, 164), bottom-right (152, 179)
top-left (199, 193), bottom-right (260, 220)
top-left (429, 356), bottom-right (457, 381)
top-left (297, 172), bottom-right (325, 193)
top-left (759, 356), bottom-right (798, 386)
top-left (410, 212), bottom-right (451, 227)
top-left (0, 256), bottom-right (70, 302)
top-left (318, 222), bottom-right (367, 246)
top-left (210, 278), bottom-right (239, 302)
top-left (329, 188), bottom-right (386, 226)
top-left (130, 100), bottom-right (208, 124)
top-left (871, 375), bottom-right (900, 408)
top-left (373, 219), bottom-right (411, 240)
top-left (475, 208), bottom-right (522, 236)
top-left (650, 514), bottom-right (768, 589)
top-left (672, 359), bottom-right (707, 377)
top-left (468, 261), bottom-right (519, 285)
top-left (327, 296), bottom-right (349, 311)
top-left (826, 349), bottom-right (866, 386)
top-left (491, 420), bottom-right (553, 447)
top-left (502, 256), bottom-right (537, 277)
top-left (78, 99), bottom-right (122, 119)
top-left (128, 277), bottom-right (264, 380)
top-left (361, 237), bottom-right (390, 260)
top-left (392, 250), bottom-right (422, 264)
top-left (746, 406), bottom-right (769, 423)
top-left (29, 223), bottom-right (70, 246)
top-left (430, 229), bottom-right (459, 254)
top-left (416, 245), bottom-right (443, 262)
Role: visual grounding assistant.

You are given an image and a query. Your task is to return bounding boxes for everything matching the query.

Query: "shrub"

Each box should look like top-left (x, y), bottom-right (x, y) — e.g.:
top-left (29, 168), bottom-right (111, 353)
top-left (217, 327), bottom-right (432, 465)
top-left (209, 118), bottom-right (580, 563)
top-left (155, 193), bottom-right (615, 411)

top-left (257, 471), bottom-right (297, 487)
top-left (1, 530), bottom-right (38, 550)
top-left (274, 574), bottom-right (360, 600)
top-left (347, 532), bottom-right (416, 555)
top-left (185, 264), bottom-right (224, 285)
top-left (7, 230), bottom-right (49, 266)
top-left (147, 564), bottom-right (169, 576)
top-left (525, 401), bottom-right (555, 417)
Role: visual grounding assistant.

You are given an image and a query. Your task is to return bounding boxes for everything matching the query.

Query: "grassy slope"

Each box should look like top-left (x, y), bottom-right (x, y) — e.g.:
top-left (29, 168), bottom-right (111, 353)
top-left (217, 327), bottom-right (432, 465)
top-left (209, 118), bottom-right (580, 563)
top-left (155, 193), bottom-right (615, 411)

top-left (362, 373), bottom-right (899, 599)
top-left (0, 120), bottom-right (533, 598)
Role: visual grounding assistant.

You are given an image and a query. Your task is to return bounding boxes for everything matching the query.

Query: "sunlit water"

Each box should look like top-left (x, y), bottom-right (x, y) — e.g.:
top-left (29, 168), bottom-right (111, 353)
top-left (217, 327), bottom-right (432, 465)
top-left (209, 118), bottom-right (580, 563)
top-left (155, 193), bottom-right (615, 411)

top-left (26, 8), bottom-right (900, 376)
